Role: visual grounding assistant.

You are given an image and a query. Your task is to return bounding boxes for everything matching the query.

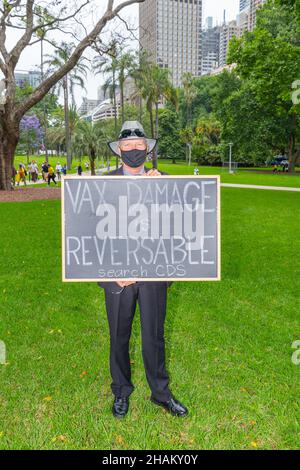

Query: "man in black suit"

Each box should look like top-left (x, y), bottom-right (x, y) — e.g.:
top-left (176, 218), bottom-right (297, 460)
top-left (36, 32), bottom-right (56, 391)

top-left (98, 121), bottom-right (188, 419)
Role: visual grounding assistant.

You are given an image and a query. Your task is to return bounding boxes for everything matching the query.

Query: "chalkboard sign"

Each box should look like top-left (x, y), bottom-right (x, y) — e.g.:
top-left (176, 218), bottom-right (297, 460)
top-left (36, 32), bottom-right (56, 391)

top-left (61, 175), bottom-right (221, 282)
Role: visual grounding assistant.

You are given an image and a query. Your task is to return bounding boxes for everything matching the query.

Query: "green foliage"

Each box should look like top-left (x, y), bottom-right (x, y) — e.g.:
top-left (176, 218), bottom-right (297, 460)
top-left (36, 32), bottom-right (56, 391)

top-left (227, 0), bottom-right (300, 168)
top-left (157, 109), bottom-right (185, 161)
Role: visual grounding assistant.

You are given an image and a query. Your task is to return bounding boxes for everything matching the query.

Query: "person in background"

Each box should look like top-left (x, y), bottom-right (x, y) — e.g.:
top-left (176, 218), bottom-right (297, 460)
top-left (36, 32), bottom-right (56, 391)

top-left (42, 161), bottom-right (49, 181)
top-left (272, 163), bottom-right (278, 174)
top-left (62, 164), bottom-right (67, 176)
top-left (77, 164), bottom-right (83, 176)
top-left (16, 164), bottom-right (26, 186)
top-left (33, 160), bottom-right (39, 182)
top-left (56, 162), bottom-right (62, 180)
top-left (194, 168), bottom-right (199, 175)
top-left (47, 164), bottom-right (57, 186)
top-left (84, 161), bottom-right (89, 171)
top-left (29, 160), bottom-right (38, 182)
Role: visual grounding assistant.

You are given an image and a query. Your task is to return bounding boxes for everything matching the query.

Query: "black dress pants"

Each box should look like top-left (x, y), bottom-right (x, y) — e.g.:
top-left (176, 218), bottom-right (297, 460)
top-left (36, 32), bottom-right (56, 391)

top-left (103, 281), bottom-right (172, 402)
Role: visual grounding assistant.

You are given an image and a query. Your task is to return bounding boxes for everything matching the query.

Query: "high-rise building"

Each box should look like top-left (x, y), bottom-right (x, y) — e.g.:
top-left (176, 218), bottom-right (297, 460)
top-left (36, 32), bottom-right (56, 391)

top-left (201, 18), bottom-right (220, 75)
top-left (205, 16), bottom-right (213, 30)
top-left (218, 20), bottom-right (239, 68)
top-left (248, 0), bottom-right (266, 31)
top-left (139, 0), bottom-right (203, 88)
top-left (15, 70), bottom-right (42, 88)
top-left (239, 0), bottom-right (250, 12)
top-left (237, 9), bottom-right (250, 34)
top-left (78, 98), bottom-right (101, 116)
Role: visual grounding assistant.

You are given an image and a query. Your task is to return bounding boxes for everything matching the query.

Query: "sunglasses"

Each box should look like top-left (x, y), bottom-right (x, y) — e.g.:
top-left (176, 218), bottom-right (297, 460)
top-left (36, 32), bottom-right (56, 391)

top-left (120, 129), bottom-right (146, 139)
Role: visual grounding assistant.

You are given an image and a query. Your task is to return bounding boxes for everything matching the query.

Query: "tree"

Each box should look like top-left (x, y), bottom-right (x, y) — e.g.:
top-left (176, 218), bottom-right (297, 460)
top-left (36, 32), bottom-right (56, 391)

top-left (193, 118), bottom-right (221, 165)
top-left (182, 72), bottom-right (198, 127)
top-left (74, 120), bottom-right (107, 175)
top-left (228, 0), bottom-right (300, 170)
top-left (0, 0), bottom-right (145, 190)
top-left (179, 127), bottom-right (194, 166)
top-left (134, 62), bottom-right (177, 168)
top-left (93, 39), bottom-right (122, 168)
top-left (158, 109), bottom-right (185, 163)
top-left (19, 114), bottom-right (43, 162)
top-left (44, 41), bottom-right (89, 169)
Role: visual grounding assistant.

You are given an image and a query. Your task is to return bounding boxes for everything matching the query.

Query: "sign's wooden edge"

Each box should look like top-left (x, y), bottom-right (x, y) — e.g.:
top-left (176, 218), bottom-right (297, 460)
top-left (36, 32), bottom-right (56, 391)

top-left (61, 175), bottom-right (221, 283)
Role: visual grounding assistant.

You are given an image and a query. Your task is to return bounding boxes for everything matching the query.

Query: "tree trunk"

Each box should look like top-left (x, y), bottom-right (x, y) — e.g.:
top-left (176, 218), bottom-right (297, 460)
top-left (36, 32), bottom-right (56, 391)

top-left (188, 143), bottom-right (192, 166)
top-left (152, 101), bottom-right (159, 170)
top-left (63, 76), bottom-right (72, 171)
top-left (113, 70), bottom-right (119, 169)
top-left (90, 151), bottom-right (96, 176)
top-left (0, 122), bottom-right (19, 191)
top-left (148, 104), bottom-right (156, 169)
top-left (121, 82), bottom-right (125, 125)
top-left (287, 112), bottom-right (297, 172)
top-left (139, 94), bottom-right (143, 122)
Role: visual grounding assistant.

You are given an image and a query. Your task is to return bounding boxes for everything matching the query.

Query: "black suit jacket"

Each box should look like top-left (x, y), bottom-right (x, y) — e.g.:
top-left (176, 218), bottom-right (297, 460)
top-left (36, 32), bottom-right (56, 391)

top-left (97, 164), bottom-right (173, 294)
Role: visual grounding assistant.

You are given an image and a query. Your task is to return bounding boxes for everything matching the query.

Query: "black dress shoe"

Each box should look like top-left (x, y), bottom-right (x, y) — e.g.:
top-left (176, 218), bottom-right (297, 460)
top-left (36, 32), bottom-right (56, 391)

top-left (112, 396), bottom-right (129, 418)
top-left (150, 395), bottom-right (188, 417)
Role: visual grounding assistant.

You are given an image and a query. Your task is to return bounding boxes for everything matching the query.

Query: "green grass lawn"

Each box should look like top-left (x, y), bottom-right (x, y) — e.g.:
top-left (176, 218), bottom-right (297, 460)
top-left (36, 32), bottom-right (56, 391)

top-left (0, 185), bottom-right (300, 450)
top-left (157, 162), bottom-right (300, 188)
top-left (14, 155), bottom-right (300, 189)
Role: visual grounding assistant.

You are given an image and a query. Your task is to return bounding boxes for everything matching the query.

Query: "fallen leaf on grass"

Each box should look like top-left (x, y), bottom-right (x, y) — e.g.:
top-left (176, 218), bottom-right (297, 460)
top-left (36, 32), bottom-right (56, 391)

top-left (43, 396), bottom-right (53, 402)
top-left (115, 435), bottom-right (124, 445)
top-left (52, 435), bottom-right (67, 443)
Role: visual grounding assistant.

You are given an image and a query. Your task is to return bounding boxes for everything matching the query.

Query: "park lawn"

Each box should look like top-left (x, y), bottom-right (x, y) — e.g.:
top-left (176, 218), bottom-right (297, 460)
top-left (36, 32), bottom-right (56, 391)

top-left (0, 186), bottom-right (299, 450)
top-left (13, 155), bottom-right (300, 188)
top-left (156, 161), bottom-right (300, 188)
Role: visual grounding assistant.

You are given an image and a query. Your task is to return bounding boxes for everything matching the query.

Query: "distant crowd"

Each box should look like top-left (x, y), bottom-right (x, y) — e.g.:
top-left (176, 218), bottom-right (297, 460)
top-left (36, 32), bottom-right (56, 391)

top-left (12, 160), bottom-right (90, 187)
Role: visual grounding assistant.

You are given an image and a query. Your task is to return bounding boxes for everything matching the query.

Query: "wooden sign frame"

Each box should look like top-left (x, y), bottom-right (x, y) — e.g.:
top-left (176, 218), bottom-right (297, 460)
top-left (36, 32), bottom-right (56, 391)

top-left (61, 175), bottom-right (221, 282)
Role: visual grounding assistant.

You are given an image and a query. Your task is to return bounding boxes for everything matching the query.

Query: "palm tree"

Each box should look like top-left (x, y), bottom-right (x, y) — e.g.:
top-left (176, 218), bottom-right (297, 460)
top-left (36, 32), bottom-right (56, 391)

top-left (182, 72), bottom-right (197, 127)
top-left (130, 49), bottom-right (152, 122)
top-left (135, 62), bottom-right (177, 168)
top-left (93, 40), bottom-right (119, 166)
top-left (180, 127), bottom-right (194, 166)
top-left (44, 42), bottom-right (89, 169)
top-left (74, 121), bottom-right (107, 175)
top-left (117, 51), bottom-right (135, 124)
top-left (47, 106), bottom-right (80, 158)
top-left (194, 118), bottom-right (221, 165)
top-left (93, 42), bottom-right (135, 168)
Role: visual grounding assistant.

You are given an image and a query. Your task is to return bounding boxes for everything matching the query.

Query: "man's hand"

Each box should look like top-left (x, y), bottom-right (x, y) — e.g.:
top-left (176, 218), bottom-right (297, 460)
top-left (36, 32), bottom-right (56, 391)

top-left (145, 169), bottom-right (161, 176)
top-left (115, 280), bottom-right (137, 288)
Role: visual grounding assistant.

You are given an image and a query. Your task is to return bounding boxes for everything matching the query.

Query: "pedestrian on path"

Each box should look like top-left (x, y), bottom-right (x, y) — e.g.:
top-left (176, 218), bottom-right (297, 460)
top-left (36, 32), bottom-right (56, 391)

top-left (16, 164), bottom-right (26, 186)
top-left (56, 162), bottom-right (62, 180)
top-left (47, 165), bottom-right (57, 186)
top-left (42, 162), bottom-right (49, 181)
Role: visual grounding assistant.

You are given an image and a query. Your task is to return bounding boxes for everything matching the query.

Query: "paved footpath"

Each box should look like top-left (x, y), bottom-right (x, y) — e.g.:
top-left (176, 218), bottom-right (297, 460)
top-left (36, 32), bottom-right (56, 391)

top-left (221, 183), bottom-right (300, 192)
top-left (13, 167), bottom-right (300, 194)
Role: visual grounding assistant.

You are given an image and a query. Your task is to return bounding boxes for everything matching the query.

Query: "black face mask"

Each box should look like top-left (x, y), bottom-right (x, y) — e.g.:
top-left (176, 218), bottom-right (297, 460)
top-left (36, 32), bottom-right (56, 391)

top-left (120, 148), bottom-right (147, 168)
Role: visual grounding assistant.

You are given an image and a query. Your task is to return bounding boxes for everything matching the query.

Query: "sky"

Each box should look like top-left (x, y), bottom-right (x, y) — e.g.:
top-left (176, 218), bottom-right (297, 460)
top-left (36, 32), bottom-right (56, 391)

top-left (6, 0), bottom-right (240, 105)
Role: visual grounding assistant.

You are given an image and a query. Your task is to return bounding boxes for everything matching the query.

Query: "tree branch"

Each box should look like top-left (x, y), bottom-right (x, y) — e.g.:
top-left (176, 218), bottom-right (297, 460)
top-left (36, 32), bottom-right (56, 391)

top-left (8, 0), bottom-right (34, 70)
top-left (15, 0), bottom-right (145, 120)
